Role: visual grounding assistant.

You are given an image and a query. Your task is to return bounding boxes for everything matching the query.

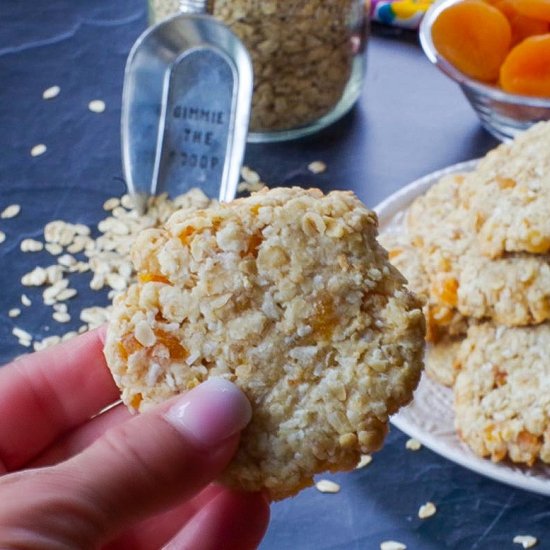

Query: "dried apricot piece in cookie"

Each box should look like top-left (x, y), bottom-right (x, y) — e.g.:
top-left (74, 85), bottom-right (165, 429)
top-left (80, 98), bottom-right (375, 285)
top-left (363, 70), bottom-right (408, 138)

top-left (104, 187), bottom-right (425, 500)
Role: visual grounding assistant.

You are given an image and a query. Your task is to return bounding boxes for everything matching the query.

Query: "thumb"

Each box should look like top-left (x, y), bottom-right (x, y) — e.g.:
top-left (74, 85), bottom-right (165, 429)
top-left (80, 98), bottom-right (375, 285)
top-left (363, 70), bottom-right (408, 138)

top-left (0, 378), bottom-right (251, 549)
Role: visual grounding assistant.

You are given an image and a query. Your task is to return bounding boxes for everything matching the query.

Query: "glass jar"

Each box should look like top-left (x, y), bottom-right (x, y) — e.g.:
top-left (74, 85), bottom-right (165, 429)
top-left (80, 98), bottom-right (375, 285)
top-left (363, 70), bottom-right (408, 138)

top-left (148, 1), bottom-right (369, 142)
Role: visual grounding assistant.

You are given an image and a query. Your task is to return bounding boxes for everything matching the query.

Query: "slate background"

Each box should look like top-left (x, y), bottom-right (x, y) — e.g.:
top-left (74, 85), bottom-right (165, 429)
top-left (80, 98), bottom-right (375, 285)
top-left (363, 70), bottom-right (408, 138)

top-left (0, 1), bottom-right (548, 549)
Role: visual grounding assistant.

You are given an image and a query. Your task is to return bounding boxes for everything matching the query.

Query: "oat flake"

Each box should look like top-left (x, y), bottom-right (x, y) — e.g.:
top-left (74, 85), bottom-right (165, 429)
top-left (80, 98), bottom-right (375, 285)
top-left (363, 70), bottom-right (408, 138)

top-left (31, 144), bottom-right (47, 157)
top-left (418, 501), bottom-right (436, 519)
top-left (88, 99), bottom-right (106, 113)
top-left (513, 535), bottom-right (538, 548)
top-left (1, 204), bottom-right (21, 219)
top-left (42, 85), bottom-right (60, 100)
top-left (308, 161), bottom-right (327, 174)
top-left (380, 542), bottom-right (407, 550)
top-left (355, 454), bottom-right (372, 469)
top-left (405, 438), bottom-right (422, 451)
top-left (315, 479), bottom-right (341, 494)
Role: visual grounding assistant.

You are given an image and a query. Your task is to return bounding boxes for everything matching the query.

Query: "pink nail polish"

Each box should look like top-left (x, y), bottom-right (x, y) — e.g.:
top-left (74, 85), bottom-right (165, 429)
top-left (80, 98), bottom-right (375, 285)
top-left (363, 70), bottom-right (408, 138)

top-left (164, 378), bottom-right (251, 448)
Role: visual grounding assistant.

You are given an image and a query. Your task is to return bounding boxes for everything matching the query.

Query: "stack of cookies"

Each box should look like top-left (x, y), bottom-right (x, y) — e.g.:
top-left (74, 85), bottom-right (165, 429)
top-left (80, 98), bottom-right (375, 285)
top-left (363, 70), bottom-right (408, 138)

top-left (381, 121), bottom-right (550, 467)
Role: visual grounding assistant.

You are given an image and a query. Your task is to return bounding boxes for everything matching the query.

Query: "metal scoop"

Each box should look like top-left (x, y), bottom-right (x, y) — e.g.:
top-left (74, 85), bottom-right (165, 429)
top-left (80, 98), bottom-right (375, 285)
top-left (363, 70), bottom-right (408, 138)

top-left (121, 14), bottom-right (253, 213)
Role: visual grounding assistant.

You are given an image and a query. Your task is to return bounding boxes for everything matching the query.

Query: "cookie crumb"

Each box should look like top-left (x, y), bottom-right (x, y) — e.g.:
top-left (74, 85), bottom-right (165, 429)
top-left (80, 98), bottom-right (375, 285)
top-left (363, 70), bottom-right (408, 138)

top-left (308, 160), bottom-right (327, 174)
top-left (0, 231), bottom-right (5, 244)
top-left (88, 99), bottom-right (106, 113)
top-left (21, 294), bottom-right (31, 307)
top-left (31, 144), bottom-right (47, 157)
top-left (406, 438), bottom-right (422, 451)
top-left (315, 479), bottom-right (341, 494)
top-left (513, 535), bottom-right (538, 548)
top-left (42, 85), bottom-right (60, 100)
top-left (356, 454), bottom-right (372, 469)
top-left (1, 204), bottom-right (21, 219)
top-left (8, 308), bottom-right (21, 318)
top-left (418, 501), bottom-right (436, 519)
top-left (381, 541), bottom-right (407, 550)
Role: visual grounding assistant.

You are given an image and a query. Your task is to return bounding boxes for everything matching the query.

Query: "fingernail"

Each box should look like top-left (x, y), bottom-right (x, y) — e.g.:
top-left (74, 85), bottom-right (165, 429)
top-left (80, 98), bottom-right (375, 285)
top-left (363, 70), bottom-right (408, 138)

top-left (164, 378), bottom-right (252, 448)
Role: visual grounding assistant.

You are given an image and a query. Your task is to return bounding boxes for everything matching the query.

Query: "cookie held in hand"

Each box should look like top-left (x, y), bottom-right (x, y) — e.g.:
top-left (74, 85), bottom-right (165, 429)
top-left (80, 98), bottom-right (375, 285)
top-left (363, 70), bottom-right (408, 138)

top-left (104, 187), bottom-right (425, 500)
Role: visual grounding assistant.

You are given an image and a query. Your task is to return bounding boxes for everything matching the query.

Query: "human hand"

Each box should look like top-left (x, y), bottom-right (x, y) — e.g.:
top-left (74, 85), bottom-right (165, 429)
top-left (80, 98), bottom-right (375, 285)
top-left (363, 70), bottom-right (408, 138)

top-left (0, 328), bottom-right (270, 549)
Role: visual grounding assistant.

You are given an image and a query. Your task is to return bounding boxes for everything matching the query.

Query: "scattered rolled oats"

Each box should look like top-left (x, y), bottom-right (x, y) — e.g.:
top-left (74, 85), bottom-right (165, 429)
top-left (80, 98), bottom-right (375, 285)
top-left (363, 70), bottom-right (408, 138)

top-left (308, 161), bottom-right (327, 174)
top-left (240, 166), bottom-right (261, 184)
top-left (103, 197), bottom-right (120, 211)
top-left (406, 438), bottom-right (422, 451)
top-left (45, 265), bottom-right (64, 284)
top-left (12, 327), bottom-right (32, 341)
top-left (30, 144), bottom-right (47, 157)
top-left (315, 479), bottom-right (341, 494)
top-left (52, 311), bottom-right (71, 323)
top-left (43, 279), bottom-right (69, 303)
top-left (380, 542), bottom-right (407, 550)
top-left (80, 307), bottom-right (110, 329)
top-left (8, 308), bottom-right (21, 318)
top-left (56, 288), bottom-right (77, 301)
top-left (21, 267), bottom-right (47, 287)
top-left (120, 193), bottom-right (134, 209)
top-left (88, 99), bottom-right (106, 113)
top-left (45, 243), bottom-right (63, 255)
top-left (355, 454), bottom-right (372, 469)
top-left (9, 187), bottom-right (216, 348)
top-left (57, 254), bottom-right (76, 267)
top-left (89, 273), bottom-right (104, 291)
top-left (237, 180), bottom-right (266, 194)
top-left (1, 204), bottom-right (21, 219)
top-left (42, 85), bottom-right (60, 99)
top-left (513, 535), bottom-right (538, 548)
top-left (0, 231), bottom-right (6, 244)
top-left (418, 501), bottom-right (437, 519)
top-left (33, 335), bottom-right (61, 351)
top-left (20, 238), bottom-right (44, 252)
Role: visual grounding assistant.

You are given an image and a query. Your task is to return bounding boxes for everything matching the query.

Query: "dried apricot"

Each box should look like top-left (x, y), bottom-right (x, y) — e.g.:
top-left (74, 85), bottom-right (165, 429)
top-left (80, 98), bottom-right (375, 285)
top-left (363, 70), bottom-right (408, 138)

top-left (485, 0), bottom-right (548, 45)
top-left (500, 34), bottom-right (550, 95)
top-left (432, 0), bottom-right (512, 82)
top-left (510, 0), bottom-right (550, 21)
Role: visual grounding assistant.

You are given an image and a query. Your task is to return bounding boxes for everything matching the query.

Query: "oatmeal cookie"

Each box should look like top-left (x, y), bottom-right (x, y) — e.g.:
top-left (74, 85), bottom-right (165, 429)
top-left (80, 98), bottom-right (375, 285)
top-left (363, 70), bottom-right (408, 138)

top-left (408, 173), bottom-right (550, 327)
top-left (454, 323), bottom-right (550, 466)
top-left (104, 187), bottom-right (425, 500)
top-left (459, 121), bottom-right (550, 258)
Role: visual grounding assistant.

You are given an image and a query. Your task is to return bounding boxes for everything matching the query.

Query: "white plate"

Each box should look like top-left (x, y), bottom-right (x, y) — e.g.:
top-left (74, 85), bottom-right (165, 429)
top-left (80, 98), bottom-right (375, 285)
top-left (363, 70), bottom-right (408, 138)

top-left (376, 160), bottom-right (550, 497)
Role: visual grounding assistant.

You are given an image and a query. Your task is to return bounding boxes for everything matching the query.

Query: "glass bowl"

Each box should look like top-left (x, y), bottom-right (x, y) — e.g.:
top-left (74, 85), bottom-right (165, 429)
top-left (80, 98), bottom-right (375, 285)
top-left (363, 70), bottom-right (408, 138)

top-left (419, 0), bottom-right (550, 142)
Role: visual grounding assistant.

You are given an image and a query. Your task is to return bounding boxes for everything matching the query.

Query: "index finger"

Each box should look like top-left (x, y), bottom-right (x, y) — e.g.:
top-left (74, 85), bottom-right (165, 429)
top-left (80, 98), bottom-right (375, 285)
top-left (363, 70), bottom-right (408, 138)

top-left (0, 327), bottom-right (120, 472)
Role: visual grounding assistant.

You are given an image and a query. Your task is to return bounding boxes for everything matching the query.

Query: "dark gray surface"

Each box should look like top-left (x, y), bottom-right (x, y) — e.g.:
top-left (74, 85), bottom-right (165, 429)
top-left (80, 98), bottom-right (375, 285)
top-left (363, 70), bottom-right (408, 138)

top-left (0, 2), bottom-right (547, 549)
